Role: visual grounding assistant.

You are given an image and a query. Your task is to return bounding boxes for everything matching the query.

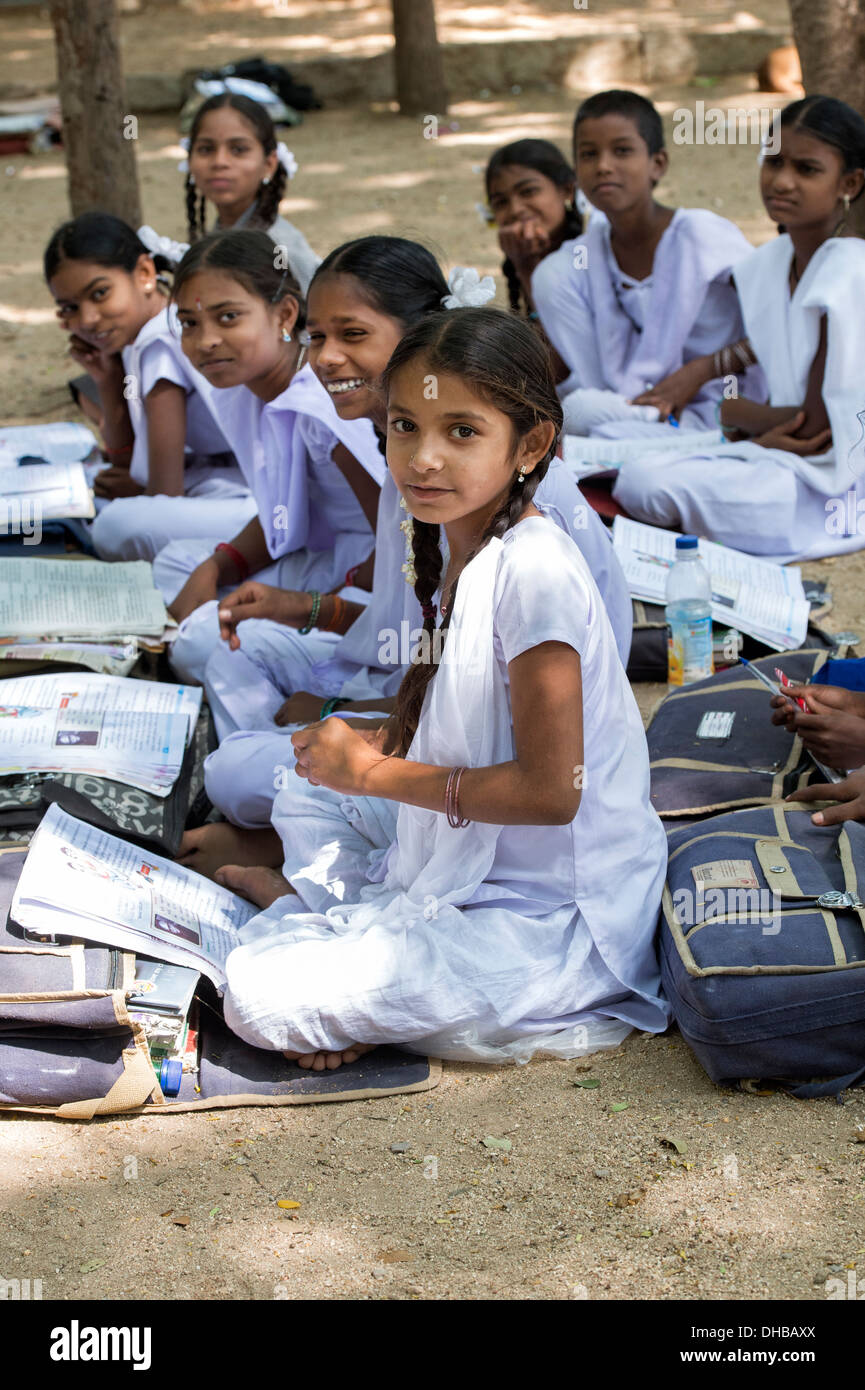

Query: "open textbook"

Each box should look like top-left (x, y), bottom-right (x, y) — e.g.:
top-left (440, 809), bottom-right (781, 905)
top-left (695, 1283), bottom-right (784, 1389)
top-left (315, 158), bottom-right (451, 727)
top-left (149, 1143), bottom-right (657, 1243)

top-left (0, 637), bottom-right (140, 677)
top-left (0, 672), bottom-right (201, 794)
top-left (562, 430), bottom-right (711, 481)
top-left (12, 804), bottom-right (257, 989)
top-left (612, 516), bottom-right (810, 651)
top-left (0, 558), bottom-right (167, 639)
top-left (0, 460), bottom-right (94, 525)
top-left (0, 421), bottom-right (98, 466)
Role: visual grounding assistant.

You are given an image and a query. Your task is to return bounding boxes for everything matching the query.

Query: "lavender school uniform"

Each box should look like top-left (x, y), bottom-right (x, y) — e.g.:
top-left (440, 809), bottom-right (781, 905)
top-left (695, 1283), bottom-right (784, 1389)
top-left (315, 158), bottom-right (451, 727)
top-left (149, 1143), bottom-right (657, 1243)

top-left (90, 305), bottom-right (257, 563)
top-left (156, 363), bottom-right (385, 684)
top-left (613, 235), bottom-right (865, 562)
top-left (531, 209), bottom-right (763, 438)
top-left (202, 459), bottom-right (634, 826)
top-left (222, 516), bottom-right (669, 1063)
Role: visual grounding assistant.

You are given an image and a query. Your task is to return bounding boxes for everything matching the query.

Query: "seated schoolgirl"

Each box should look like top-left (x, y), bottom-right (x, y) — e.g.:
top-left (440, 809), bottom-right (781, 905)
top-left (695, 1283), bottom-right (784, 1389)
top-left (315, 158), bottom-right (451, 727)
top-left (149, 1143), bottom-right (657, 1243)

top-left (614, 96), bottom-right (865, 562)
top-left (154, 229), bottom-right (384, 689)
top-left (213, 306), bottom-right (670, 1070)
top-left (173, 236), bottom-right (634, 875)
top-left (483, 138), bottom-right (582, 382)
top-left (45, 212), bottom-right (255, 563)
top-left (183, 92), bottom-right (319, 294)
top-left (531, 89), bottom-right (761, 435)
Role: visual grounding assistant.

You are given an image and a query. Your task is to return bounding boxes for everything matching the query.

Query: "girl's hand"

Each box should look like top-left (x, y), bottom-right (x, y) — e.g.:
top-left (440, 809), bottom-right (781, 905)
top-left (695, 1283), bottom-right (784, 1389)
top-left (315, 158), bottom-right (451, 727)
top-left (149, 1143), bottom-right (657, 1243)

top-left (217, 583), bottom-right (314, 649)
top-left (754, 411), bottom-right (832, 455)
top-left (498, 217), bottom-right (552, 277)
top-left (630, 358), bottom-right (709, 421)
top-left (65, 331), bottom-right (124, 388)
top-left (92, 466), bottom-right (146, 500)
top-left (771, 683), bottom-right (865, 726)
top-left (291, 717), bottom-right (385, 794)
top-left (789, 766), bottom-right (865, 826)
top-left (274, 690), bottom-right (327, 727)
top-left (168, 558), bottom-right (220, 624)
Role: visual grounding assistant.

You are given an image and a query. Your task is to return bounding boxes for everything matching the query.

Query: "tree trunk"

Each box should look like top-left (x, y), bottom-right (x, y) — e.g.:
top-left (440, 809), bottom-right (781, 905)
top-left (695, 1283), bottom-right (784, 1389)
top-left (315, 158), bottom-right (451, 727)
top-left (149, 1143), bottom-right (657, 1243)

top-left (788, 0), bottom-right (865, 232)
top-left (390, 0), bottom-right (448, 117)
top-left (49, 0), bottom-right (142, 226)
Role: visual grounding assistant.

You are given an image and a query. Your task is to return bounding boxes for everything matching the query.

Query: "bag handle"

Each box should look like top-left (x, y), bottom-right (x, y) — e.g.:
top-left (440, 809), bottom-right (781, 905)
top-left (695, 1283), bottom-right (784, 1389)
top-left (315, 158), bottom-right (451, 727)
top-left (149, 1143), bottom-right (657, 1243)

top-left (55, 1045), bottom-right (162, 1120)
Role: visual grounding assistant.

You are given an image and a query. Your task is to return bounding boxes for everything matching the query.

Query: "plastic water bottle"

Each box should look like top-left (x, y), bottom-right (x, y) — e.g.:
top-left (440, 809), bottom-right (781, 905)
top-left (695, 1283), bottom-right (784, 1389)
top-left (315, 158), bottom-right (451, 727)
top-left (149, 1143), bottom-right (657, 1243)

top-left (666, 535), bottom-right (713, 687)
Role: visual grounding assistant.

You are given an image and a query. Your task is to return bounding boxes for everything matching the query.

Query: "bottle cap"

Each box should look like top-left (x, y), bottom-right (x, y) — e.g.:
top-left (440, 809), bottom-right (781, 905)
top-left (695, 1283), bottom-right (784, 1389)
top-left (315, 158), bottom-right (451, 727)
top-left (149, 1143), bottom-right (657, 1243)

top-left (159, 1057), bottom-right (183, 1098)
top-left (675, 535), bottom-right (699, 550)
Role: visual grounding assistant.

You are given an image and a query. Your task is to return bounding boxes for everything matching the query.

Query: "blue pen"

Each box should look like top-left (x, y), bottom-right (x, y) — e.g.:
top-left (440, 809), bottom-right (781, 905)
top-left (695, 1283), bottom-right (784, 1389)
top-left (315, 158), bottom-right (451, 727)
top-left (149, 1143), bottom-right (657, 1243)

top-left (667, 414), bottom-right (680, 429)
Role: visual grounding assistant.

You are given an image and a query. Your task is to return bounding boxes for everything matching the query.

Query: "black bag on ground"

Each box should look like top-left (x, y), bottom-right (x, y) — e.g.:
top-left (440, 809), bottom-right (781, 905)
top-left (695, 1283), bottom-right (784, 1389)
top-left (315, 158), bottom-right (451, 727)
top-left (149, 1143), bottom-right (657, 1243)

top-left (660, 803), bottom-right (865, 1096)
top-left (647, 648), bottom-right (837, 821)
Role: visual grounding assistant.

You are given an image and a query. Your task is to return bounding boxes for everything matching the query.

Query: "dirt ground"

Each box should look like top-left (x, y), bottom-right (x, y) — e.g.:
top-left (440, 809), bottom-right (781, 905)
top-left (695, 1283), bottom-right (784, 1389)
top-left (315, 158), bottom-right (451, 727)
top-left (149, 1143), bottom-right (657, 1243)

top-left (1, 4), bottom-right (864, 1306)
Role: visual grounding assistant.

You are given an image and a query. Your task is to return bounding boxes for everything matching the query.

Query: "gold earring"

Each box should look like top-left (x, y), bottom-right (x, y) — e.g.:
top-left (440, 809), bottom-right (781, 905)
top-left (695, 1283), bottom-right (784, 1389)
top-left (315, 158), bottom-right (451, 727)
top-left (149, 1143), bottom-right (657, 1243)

top-left (844, 193), bottom-right (851, 213)
top-left (517, 465), bottom-right (527, 484)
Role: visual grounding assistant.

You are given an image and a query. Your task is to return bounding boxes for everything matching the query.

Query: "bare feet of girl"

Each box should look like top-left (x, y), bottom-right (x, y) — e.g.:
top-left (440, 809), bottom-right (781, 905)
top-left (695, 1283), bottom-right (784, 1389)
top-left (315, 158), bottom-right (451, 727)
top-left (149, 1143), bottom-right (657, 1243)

top-left (214, 862), bottom-right (295, 908)
top-left (282, 1044), bottom-right (377, 1071)
top-left (177, 823), bottom-right (283, 881)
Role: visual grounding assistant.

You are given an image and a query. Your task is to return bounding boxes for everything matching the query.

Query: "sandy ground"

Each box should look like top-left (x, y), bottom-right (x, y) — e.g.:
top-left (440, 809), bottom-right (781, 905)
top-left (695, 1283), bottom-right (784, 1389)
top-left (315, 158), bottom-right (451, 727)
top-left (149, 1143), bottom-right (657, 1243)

top-left (1, 5), bottom-right (864, 1306)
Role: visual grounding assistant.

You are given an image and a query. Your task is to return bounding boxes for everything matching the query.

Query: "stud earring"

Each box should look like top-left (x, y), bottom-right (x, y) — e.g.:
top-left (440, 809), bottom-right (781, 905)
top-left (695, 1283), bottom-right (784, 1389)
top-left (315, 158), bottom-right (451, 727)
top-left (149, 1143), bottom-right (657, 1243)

top-left (281, 329), bottom-right (292, 343)
top-left (844, 193), bottom-right (851, 213)
top-left (262, 176), bottom-right (271, 186)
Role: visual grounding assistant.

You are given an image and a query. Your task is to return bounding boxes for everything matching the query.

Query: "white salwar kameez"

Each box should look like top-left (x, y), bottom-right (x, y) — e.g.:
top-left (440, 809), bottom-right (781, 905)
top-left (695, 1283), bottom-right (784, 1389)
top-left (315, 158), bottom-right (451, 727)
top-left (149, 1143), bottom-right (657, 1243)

top-left (613, 235), bottom-right (865, 562)
top-left (202, 461), bottom-right (634, 823)
top-left (155, 364), bottom-right (384, 683)
top-left (221, 516), bottom-right (670, 1063)
top-left (531, 209), bottom-right (763, 441)
top-left (90, 307), bottom-right (256, 563)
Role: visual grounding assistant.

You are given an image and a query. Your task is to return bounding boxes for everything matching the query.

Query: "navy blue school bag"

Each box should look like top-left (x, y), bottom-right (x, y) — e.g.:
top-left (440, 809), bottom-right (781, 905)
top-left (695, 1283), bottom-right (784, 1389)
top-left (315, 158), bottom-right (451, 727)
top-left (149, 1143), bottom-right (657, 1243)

top-left (660, 803), bottom-right (865, 1096)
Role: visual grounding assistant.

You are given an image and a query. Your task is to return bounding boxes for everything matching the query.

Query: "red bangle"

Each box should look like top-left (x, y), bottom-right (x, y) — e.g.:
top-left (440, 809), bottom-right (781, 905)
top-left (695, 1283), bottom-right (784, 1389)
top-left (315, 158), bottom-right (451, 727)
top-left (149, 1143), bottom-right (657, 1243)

top-left (345, 564), bottom-right (361, 587)
top-left (214, 542), bottom-right (250, 581)
top-left (102, 444), bottom-right (133, 459)
top-left (445, 765), bottom-right (470, 829)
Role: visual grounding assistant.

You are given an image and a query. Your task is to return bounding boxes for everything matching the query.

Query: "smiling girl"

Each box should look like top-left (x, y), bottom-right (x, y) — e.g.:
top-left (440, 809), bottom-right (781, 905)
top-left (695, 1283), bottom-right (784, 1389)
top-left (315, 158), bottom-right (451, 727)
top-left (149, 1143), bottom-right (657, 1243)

top-left (150, 229), bottom-right (384, 689)
top-left (614, 96), bottom-right (865, 562)
top-left (215, 306), bottom-right (669, 1071)
top-left (173, 237), bottom-right (633, 878)
top-left (531, 89), bottom-right (760, 431)
top-left (45, 212), bottom-right (255, 562)
top-left (184, 93), bottom-right (319, 294)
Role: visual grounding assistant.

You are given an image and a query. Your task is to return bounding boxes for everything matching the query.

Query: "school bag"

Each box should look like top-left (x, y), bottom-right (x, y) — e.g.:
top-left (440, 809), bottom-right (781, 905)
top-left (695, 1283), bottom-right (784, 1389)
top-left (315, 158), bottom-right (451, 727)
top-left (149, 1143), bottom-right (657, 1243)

top-left (659, 803), bottom-right (865, 1096)
top-left (647, 647), bottom-right (847, 822)
top-left (0, 845), bottom-right (438, 1118)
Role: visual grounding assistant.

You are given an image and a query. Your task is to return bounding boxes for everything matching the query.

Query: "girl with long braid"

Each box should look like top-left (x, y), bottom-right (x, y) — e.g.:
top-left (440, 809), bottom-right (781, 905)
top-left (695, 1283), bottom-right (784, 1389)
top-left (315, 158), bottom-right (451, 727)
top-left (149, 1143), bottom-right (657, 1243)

top-left (216, 307), bottom-right (668, 1072)
top-left (183, 93), bottom-right (320, 294)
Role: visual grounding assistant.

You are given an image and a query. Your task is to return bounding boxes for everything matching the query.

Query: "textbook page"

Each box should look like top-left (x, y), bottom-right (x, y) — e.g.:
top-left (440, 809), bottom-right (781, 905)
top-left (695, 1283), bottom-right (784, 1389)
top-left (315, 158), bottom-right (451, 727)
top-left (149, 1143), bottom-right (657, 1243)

top-left (0, 558), bottom-right (167, 638)
top-left (0, 421), bottom-right (98, 465)
top-left (0, 638), bottom-right (139, 677)
top-left (612, 517), bottom-right (809, 651)
top-left (562, 430), bottom-right (711, 481)
top-left (0, 461), bottom-right (94, 523)
top-left (12, 805), bottom-right (257, 988)
top-left (0, 671), bottom-right (202, 736)
top-left (0, 706), bottom-right (190, 795)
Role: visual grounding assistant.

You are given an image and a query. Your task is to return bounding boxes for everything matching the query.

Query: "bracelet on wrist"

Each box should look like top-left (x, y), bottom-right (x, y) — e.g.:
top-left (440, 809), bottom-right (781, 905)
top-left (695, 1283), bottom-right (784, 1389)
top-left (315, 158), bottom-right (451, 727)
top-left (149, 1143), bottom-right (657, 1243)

top-left (298, 590), bottom-right (321, 635)
top-left (102, 444), bottom-right (133, 460)
top-left (445, 765), bottom-right (470, 829)
top-left (319, 696), bottom-right (351, 719)
top-left (322, 594), bottom-right (346, 634)
top-left (214, 542), bottom-right (250, 582)
top-left (344, 564), bottom-right (361, 588)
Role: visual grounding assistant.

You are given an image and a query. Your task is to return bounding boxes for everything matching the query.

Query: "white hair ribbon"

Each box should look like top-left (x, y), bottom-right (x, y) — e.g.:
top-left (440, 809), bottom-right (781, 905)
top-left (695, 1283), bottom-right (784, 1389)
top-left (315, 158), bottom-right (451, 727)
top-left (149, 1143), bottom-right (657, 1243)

top-left (138, 225), bottom-right (190, 266)
top-left (441, 265), bottom-right (496, 310)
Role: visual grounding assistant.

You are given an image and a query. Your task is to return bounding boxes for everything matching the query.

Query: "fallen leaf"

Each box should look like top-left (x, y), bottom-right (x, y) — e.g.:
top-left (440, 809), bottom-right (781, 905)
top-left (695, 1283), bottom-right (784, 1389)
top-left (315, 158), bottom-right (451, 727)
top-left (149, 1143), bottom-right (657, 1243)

top-left (659, 1136), bottom-right (689, 1156)
top-left (614, 1189), bottom-right (646, 1208)
top-left (573, 1078), bottom-right (601, 1089)
top-left (79, 1259), bottom-right (104, 1273)
top-left (610, 1102), bottom-right (629, 1113)
top-left (481, 1136), bottom-right (512, 1152)
top-left (853, 1129), bottom-right (865, 1144)
top-left (159, 1209), bottom-right (173, 1218)
top-left (378, 1249), bottom-right (414, 1263)
top-left (172, 1216), bottom-right (190, 1227)
top-left (277, 1200), bottom-right (301, 1210)
top-left (209, 1206), bottom-right (221, 1218)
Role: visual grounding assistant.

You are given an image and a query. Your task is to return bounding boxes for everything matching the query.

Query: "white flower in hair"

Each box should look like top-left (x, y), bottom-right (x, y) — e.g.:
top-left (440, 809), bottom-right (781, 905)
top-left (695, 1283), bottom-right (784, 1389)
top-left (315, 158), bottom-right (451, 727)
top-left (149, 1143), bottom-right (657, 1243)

top-left (177, 136), bottom-right (190, 174)
top-left (138, 225), bottom-right (190, 266)
top-left (276, 142), bottom-right (298, 179)
top-left (441, 265), bottom-right (496, 310)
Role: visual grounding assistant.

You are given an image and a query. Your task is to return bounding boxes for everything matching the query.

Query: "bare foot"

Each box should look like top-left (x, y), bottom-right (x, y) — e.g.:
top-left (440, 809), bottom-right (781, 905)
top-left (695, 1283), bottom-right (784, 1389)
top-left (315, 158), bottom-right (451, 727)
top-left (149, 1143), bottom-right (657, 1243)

top-left (176, 823), bottom-right (283, 881)
top-left (215, 862), bottom-right (295, 909)
top-left (282, 1044), bottom-right (377, 1071)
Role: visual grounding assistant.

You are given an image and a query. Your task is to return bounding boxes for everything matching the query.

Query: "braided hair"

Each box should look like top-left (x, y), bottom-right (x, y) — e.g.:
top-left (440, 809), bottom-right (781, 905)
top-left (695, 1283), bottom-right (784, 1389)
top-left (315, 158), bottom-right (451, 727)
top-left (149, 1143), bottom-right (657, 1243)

top-left (382, 307), bottom-right (563, 756)
top-left (184, 93), bottom-right (286, 243)
top-left (484, 139), bottom-right (581, 316)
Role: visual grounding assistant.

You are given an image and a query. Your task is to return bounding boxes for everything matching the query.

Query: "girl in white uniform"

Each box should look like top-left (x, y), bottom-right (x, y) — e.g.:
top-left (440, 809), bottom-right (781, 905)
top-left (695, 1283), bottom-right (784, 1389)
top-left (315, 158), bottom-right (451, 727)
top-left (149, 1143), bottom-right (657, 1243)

top-left (151, 230), bottom-right (384, 691)
top-left (530, 90), bottom-right (762, 432)
top-left (183, 92), bottom-right (319, 294)
top-left (176, 237), bottom-right (632, 868)
top-left (215, 307), bottom-right (669, 1070)
top-left (614, 96), bottom-right (865, 562)
top-left (44, 213), bottom-right (255, 562)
